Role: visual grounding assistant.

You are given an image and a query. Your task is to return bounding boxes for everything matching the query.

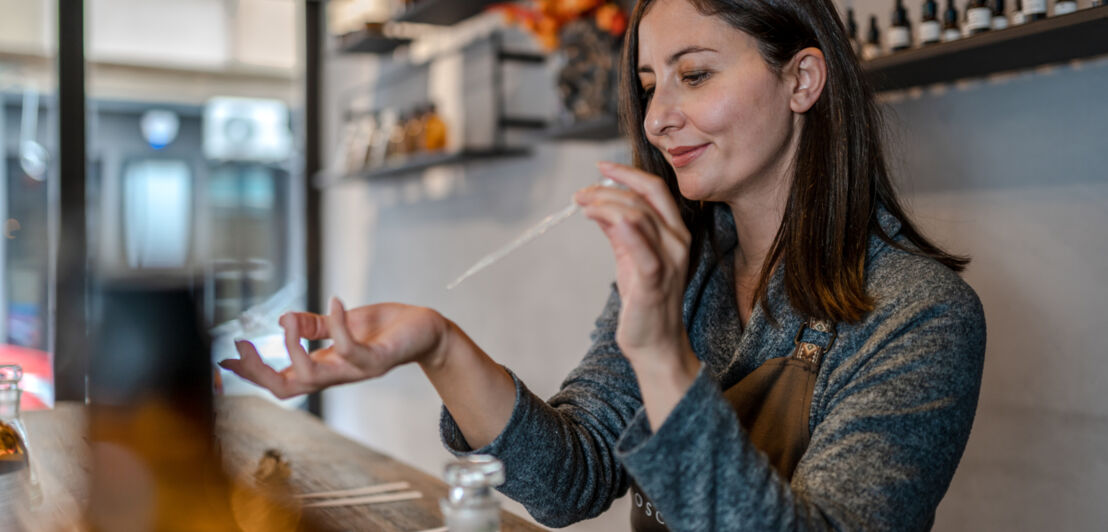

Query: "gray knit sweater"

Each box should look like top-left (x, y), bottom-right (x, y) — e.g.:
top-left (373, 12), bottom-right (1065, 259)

top-left (441, 203), bottom-right (986, 531)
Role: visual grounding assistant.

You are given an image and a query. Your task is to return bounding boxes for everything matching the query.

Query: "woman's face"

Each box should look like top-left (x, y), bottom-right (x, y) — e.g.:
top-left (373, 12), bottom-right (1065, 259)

top-left (638, 0), bottom-right (797, 203)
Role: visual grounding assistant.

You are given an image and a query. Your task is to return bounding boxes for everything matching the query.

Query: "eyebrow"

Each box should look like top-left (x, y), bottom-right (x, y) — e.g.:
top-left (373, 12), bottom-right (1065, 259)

top-left (637, 46), bottom-right (718, 74)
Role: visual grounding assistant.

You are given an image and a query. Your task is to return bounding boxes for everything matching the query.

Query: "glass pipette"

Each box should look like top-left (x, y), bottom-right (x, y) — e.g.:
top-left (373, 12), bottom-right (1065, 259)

top-left (447, 178), bottom-right (622, 290)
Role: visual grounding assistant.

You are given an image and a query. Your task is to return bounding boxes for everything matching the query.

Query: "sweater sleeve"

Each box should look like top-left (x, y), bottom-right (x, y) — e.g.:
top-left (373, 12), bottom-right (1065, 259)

top-left (439, 285), bottom-right (644, 527)
top-left (614, 279), bottom-right (986, 531)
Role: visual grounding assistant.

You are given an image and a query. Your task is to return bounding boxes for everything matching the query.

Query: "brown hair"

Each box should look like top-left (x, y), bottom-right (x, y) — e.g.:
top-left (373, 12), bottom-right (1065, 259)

top-left (618, 0), bottom-right (968, 323)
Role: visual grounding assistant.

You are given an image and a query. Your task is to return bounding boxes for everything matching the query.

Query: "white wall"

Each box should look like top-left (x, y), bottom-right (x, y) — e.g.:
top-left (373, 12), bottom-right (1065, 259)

top-left (322, 6), bottom-right (1108, 531)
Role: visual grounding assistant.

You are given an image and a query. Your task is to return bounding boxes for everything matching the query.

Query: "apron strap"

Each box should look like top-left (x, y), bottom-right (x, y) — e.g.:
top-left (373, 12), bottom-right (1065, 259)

top-left (792, 318), bottom-right (837, 367)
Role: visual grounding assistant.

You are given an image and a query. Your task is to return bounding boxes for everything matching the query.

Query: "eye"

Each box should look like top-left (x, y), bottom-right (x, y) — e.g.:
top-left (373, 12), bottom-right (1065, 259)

top-left (641, 86), bottom-right (655, 103)
top-left (682, 71), bottom-right (711, 85)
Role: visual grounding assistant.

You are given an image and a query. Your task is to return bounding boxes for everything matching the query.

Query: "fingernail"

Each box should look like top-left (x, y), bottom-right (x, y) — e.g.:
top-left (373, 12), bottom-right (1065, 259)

top-left (217, 360), bottom-right (230, 367)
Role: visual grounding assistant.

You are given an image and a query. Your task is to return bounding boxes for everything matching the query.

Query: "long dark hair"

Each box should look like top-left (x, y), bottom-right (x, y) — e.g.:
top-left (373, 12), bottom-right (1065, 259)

top-left (618, 0), bottom-right (968, 323)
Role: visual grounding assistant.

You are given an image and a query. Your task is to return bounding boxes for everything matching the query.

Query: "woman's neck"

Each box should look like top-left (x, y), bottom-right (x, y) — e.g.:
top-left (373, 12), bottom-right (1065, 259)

top-left (726, 175), bottom-right (790, 280)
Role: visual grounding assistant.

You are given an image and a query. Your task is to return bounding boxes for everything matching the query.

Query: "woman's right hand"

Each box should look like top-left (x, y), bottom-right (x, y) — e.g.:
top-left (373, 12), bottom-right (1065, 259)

top-left (219, 297), bottom-right (453, 399)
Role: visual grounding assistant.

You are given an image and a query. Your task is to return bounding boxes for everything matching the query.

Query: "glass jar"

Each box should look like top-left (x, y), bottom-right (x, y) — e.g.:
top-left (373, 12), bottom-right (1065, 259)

top-left (440, 454), bottom-right (505, 532)
top-left (1, 364), bottom-right (31, 528)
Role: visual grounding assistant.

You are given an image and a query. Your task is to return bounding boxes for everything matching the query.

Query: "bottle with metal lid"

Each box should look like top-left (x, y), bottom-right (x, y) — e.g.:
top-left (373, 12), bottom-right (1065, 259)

top-left (1, 365), bottom-right (31, 528)
top-left (440, 454), bottom-right (506, 532)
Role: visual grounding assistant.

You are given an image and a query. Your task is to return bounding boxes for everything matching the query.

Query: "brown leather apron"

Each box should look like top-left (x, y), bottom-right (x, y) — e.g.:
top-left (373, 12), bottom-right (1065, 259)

top-left (629, 319), bottom-right (837, 531)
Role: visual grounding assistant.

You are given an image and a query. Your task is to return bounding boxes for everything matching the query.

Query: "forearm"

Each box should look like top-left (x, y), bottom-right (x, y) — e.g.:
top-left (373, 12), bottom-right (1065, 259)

top-left (419, 318), bottom-right (516, 449)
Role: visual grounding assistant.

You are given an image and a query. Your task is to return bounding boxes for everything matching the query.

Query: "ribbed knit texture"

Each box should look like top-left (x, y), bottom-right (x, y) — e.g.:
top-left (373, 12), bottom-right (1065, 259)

top-left (441, 203), bottom-right (986, 531)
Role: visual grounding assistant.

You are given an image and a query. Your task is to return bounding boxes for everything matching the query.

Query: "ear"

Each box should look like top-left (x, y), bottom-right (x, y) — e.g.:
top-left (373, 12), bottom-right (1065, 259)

top-left (786, 47), bottom-right (826, 114)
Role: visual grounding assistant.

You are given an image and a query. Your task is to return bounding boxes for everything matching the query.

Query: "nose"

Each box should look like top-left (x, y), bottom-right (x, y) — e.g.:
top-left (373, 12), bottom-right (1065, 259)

top-left (644, 85), bottom-right (684, 138)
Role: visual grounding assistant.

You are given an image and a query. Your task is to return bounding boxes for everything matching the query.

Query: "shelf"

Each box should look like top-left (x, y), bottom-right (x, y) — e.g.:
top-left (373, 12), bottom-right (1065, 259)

top-left (326, 148), bottom-right (531, 183)
top-left (337, 29), bottom-right (411, 54)
top-left (864, 6), bottom-right (1108, 92)
top-left (501, 117), bottom-right (548, 129)
top-left (394, 0), bottom-right (501, 25)
top-left (545, 114), bottom-right (622, 141)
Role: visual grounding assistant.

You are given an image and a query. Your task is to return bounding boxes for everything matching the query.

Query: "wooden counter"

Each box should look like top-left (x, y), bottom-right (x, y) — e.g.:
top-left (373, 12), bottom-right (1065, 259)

top-left (15, 396), bottom-right (546, 532)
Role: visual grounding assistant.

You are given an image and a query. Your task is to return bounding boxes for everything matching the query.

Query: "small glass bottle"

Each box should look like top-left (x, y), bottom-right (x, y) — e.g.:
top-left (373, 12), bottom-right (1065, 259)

top-left (991, 0), bottom-right (1009, 29)
top-left (1022, 0), bottom-right (1047, 21)
top-left (1013, 0), bottom-right (1027, 24)
top-left (0, 365), bottom-right (29, 474)
top-left (422, 103), bottom-right (448, 153)
top-left (920, 0), bottom-right (942, 45)
top-left (1053, 0), bottom-right (1077, 15)
top-left (846, 8), bottom-right (861, 56)
top-left (942, 0), bottom-right (962, 41)
top-left (966, 0), bottom-right (993, 34)
top-left (1, 365), bottom-right (31, 527)
top-left (404, 107), bottom-right (425, 156)
top-left (888, 0), bottom-right (912, 52)
top-left (440, 455), bottom-right (505, 532)
top-left (862, 15), bottom-right (882, 60)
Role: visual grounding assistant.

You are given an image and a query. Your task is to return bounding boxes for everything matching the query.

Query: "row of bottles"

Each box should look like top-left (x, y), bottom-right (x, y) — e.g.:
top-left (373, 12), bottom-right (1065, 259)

top-left (849, 0), bottom-right (1105, 60)
top-left (339, 102), bottom-right (449, 175)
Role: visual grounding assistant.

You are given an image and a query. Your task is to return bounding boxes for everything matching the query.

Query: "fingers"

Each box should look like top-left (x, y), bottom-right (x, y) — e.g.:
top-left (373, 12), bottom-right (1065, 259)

top-left (582, 198), bottom-right (669, 283)
top-left (595, 161), bottom-right (687, 237)
top-left (283, 312), bottom-right (315, 380)
top-left (328, 297), bottom-right (360, 358)
top-left (220, 340), bottom-right (297, 398)
top-left (279, 312), bottom-right (331, 340)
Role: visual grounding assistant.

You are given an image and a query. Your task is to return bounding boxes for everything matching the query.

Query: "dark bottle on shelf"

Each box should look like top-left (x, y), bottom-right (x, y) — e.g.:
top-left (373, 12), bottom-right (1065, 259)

top-left (386, 110), bottom-right (409, 161)
top-left (1022, 0), bottom-right (1047, 21)
top-left (403, 106), bottom-right (425, 156)
top-left (1053, 0), bottom-right (1077, 15)
top-left (889, 0), bottom-right (912, 51)
top-left (863, 15), bottom-right (882, 60)
top-left (942, 0), bottom-right (962, 41)
top-left (966, 0), bottom-right (992, 34)
top-left (1013, 0), bottom-right (1027, 24)
top-left (920, 0), bottom-right (942, 44)
top-left (991, 0), bottom-right (1009, 30)
top-left (846, 8), bottom-right (861, 55)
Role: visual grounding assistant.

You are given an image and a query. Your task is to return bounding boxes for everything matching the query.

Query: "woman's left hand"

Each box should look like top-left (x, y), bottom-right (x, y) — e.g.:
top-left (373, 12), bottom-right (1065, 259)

top-left (574, 161), bottom-right (699, 379)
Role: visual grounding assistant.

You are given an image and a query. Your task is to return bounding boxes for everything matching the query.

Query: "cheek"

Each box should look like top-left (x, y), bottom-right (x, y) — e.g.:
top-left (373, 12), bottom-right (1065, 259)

top-left (695, 81), bottom-right (789, 155)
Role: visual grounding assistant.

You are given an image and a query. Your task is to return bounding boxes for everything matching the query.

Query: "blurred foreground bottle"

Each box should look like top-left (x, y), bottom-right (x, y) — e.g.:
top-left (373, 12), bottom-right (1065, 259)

top-left (1, 364), bottom-right (32, 529)
top-left (87, 276), bottom-right (316, 532)
top-left (441, 455), bottom-right (505, 532)
top-left (86, 276), bottom-right (242, 531)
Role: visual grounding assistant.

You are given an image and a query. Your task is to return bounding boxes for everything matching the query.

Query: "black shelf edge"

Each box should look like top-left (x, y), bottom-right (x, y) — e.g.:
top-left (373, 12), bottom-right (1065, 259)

top-left (338, 30), bottom-right (410, 54)
top-left (394, 0), bottom-right (500, 25)
top-left (864, 6), bottom-right (1108, 92)
top-left (319, 147), bottom-right (532, 184)
top-left (544, 115), bottom-right (623, 141)
top-left (501, 117), bottom-right (548, 129)
top-left (499, 51), bottom-right (546, 64)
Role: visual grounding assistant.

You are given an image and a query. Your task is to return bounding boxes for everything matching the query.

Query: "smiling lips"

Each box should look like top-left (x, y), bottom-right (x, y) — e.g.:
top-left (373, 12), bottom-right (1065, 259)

top-left (667, 143), bottom-right (709, 168)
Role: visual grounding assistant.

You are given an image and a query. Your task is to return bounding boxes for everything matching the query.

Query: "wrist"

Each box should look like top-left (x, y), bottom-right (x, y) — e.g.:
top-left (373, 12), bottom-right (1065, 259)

top-left (419, 312), bottom-right (457, 374)
top-left (628, 345), bottom-right (701, 392)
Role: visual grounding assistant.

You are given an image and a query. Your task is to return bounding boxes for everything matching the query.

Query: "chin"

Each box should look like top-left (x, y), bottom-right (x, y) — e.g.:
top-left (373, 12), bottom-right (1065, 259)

top-left (673, 169), bottom-right (717, 202)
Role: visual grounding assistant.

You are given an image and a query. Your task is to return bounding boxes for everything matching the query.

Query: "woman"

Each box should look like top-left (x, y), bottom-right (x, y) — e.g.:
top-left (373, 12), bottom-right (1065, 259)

top-left (221, 0), bottom-right (985, 529)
